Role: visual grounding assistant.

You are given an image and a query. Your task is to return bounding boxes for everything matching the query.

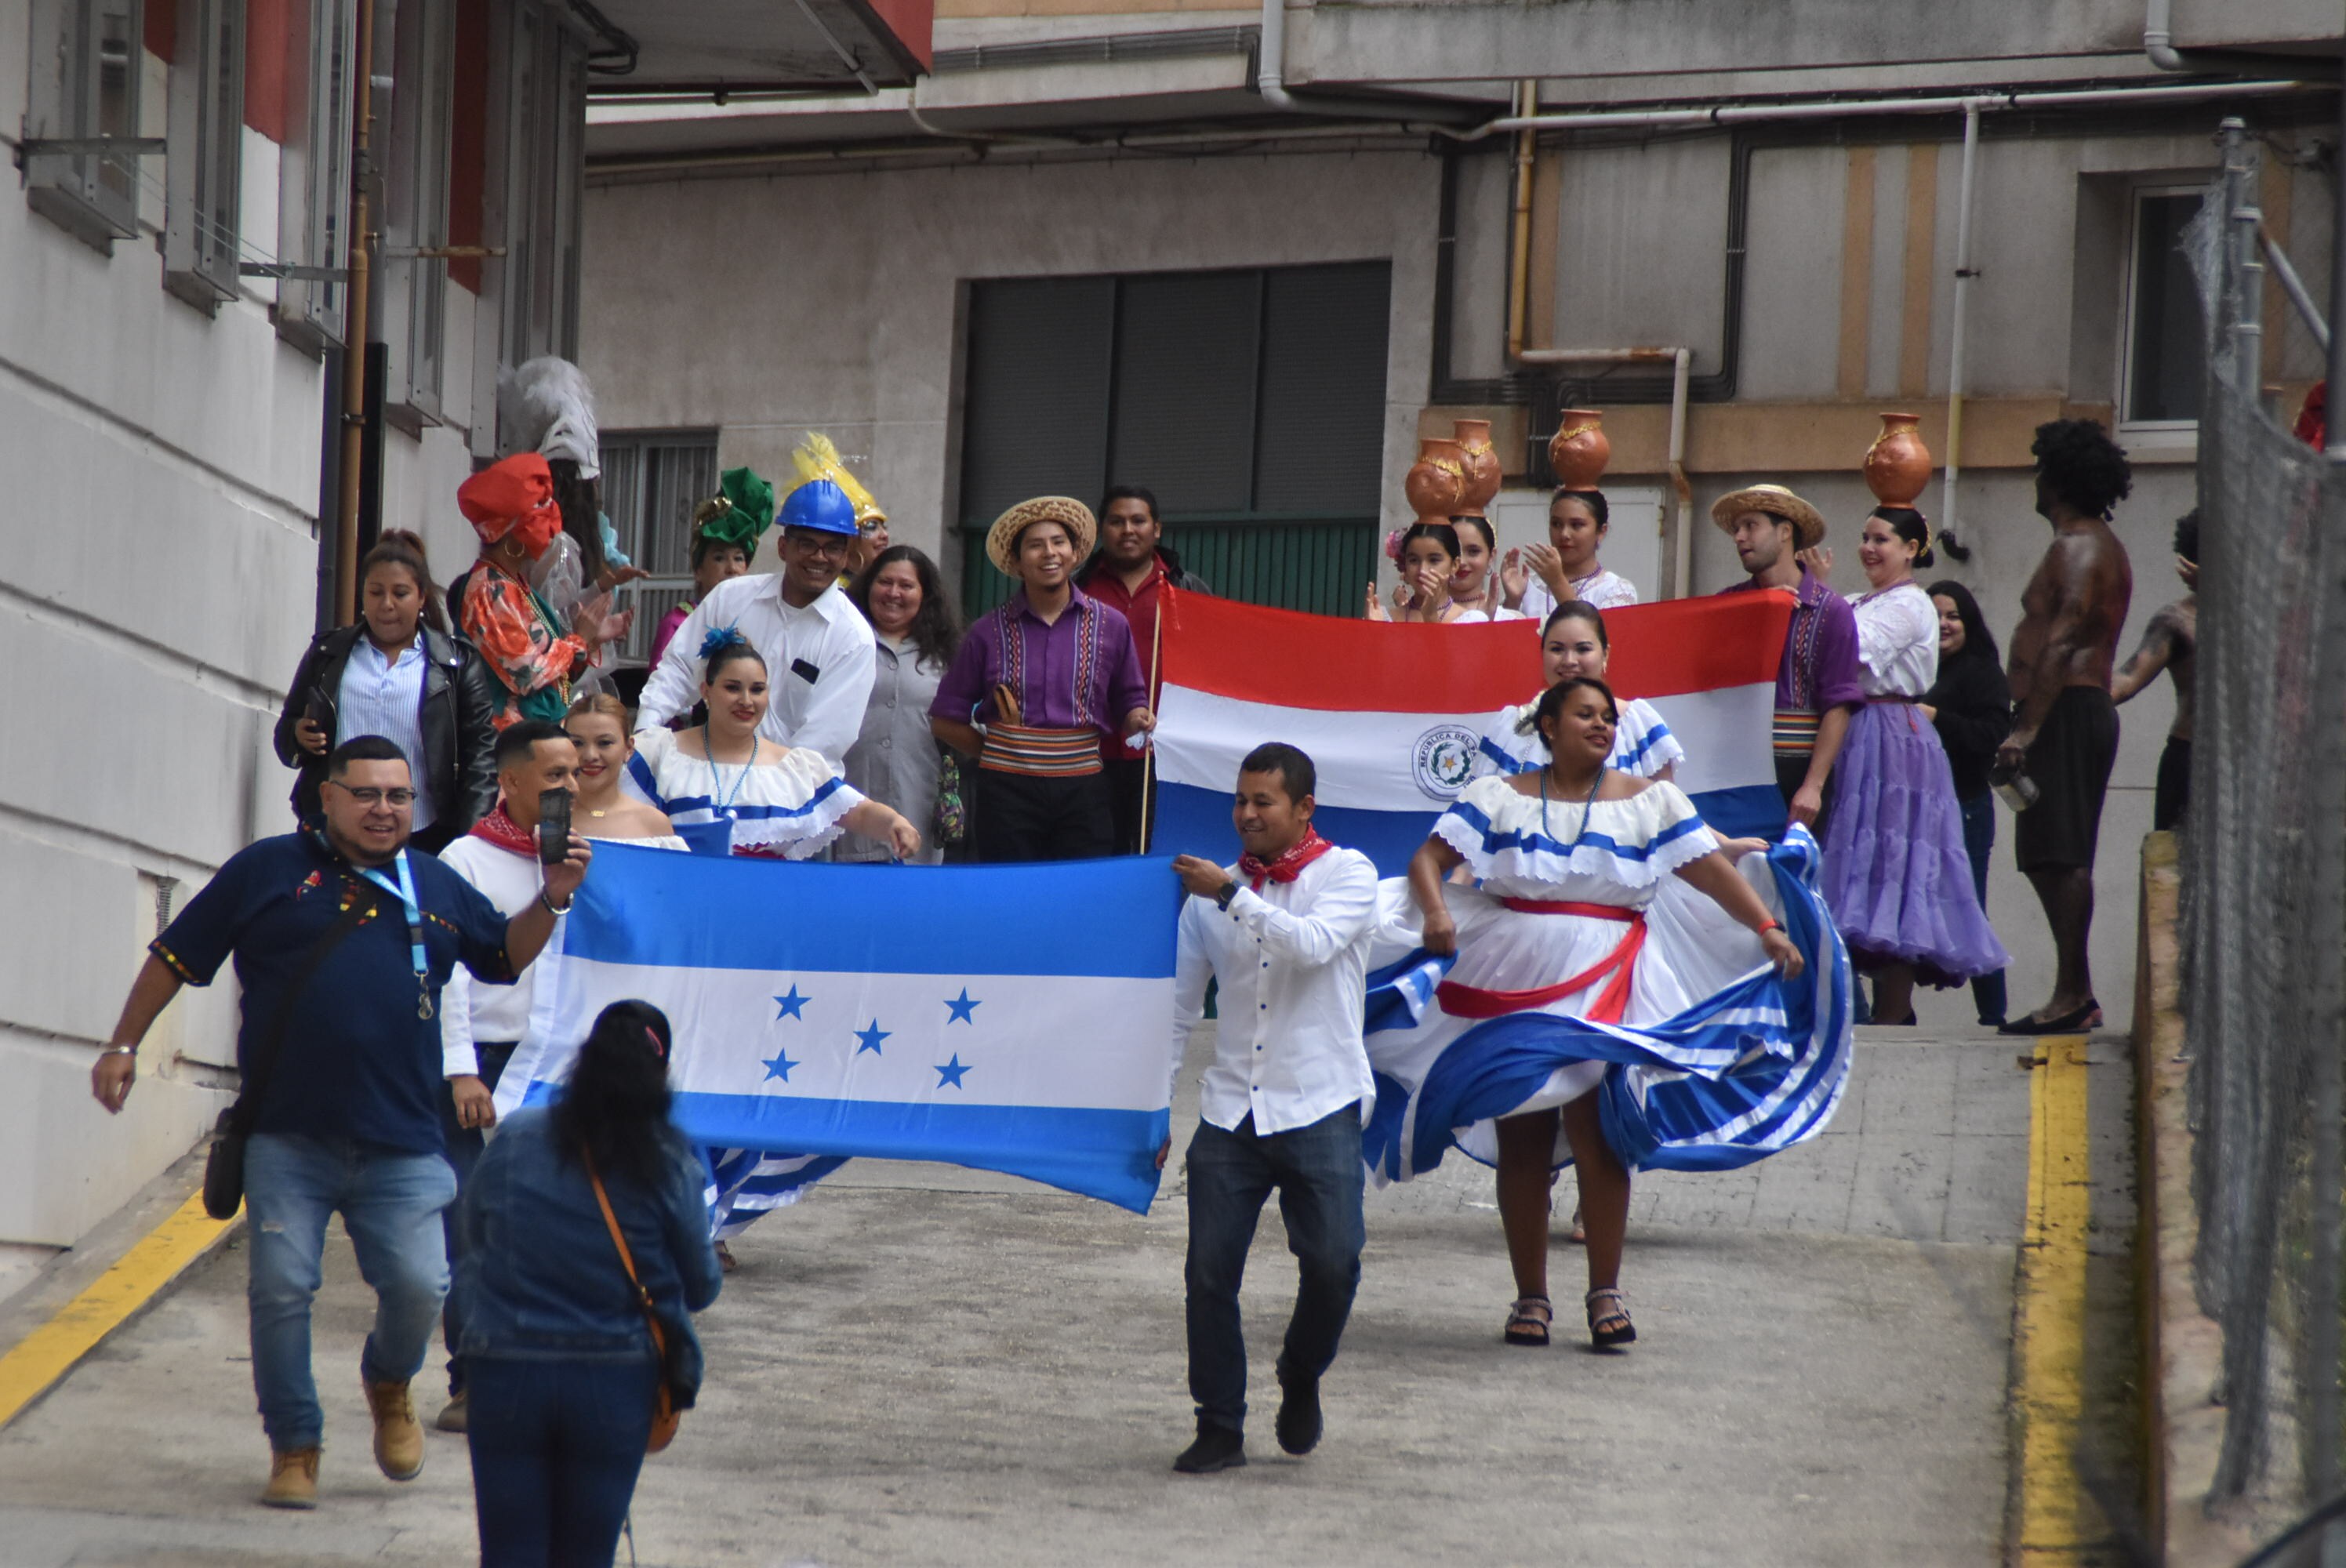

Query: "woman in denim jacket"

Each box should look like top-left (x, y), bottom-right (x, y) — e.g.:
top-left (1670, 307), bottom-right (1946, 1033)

top-left (456, 1000), bottom-right (721, 1567)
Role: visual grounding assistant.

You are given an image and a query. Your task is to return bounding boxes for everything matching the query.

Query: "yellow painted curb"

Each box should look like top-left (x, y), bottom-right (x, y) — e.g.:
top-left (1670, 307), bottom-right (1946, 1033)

top-left (0, 1190), bottom-right (236, 1431)
top-left (2015, 1035), bottom-right (2099, 1564)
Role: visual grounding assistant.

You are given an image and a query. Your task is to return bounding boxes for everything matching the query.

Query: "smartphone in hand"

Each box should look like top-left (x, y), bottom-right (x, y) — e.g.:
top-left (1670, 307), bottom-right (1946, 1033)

top-left (537, 788), bottom-right (573, 866)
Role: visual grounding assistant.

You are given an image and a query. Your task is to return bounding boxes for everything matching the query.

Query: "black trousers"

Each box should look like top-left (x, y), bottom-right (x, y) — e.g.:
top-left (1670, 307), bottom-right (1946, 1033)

top-left (1104, 755), bottom-right (1154, 855)
top-left (972, 768), bottom-right (1116, 862)
top-left (2154, 736), bottom-right (2192, 833)
top-left (440, 1039), bottom-right (518, 1394)
top-left (1184, 1107), bottom-right (1365, 1433)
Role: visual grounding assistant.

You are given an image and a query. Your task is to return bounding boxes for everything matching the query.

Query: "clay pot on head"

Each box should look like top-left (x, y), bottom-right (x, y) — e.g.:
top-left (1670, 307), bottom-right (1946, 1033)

top-left (1863, 412), bottom-right (1933, 508)
top-left (1404, 437), bottom-right (1469, 524)
top-left (1549, 408), bottom-right (1611, 492)
top-left (1451, 419), bottom-right (1502, 516)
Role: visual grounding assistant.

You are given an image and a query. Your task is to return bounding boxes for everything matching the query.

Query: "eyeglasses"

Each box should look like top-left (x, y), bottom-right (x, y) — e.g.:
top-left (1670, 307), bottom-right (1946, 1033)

top-left (785, 532), bottom-right (853, 557)
top-left (327, 782), bottom-right (416, 807)
top-left (856, 521), bottom-right (884, 537)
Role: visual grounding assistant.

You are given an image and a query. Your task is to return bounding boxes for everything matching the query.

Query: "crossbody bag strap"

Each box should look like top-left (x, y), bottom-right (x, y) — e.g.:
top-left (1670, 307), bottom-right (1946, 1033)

top-left (585, 1152), bottom-right (670, 1361)
top-left (228, 891), bottom-right (372, 1140)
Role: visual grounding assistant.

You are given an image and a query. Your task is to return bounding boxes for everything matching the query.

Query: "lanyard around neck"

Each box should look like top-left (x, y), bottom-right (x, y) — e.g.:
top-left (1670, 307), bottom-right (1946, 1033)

top-left (353, 849), bottom-right (434, 1020)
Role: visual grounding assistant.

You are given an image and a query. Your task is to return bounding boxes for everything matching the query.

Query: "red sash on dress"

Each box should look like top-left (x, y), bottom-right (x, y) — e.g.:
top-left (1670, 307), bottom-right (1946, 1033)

top-left (1434, 902), bottom-right (1647, 1025)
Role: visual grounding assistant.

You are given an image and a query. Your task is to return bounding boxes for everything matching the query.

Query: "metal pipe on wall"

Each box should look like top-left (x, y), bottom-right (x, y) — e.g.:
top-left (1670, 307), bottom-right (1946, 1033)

top-left (1941, 100), bottom-right (1982, 553)
top-left (2143, 0), bottom-right (2340, 82)
top-left (1477, 76), bottom-right (2306, 136)
top-left (2330, 64), bottom-right (2346, 460)
top-left (1503, 80), bottom-right (1537, 363)
top-left (332, 0), bottom-right (379, 627)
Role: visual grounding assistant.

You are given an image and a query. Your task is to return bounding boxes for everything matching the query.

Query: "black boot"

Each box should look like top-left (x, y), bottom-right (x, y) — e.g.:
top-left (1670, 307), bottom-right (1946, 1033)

top-left (1274, 1371), bottom-right (1323, 1456)
top-left (1173, 1419), bottom-right (1247, 1474)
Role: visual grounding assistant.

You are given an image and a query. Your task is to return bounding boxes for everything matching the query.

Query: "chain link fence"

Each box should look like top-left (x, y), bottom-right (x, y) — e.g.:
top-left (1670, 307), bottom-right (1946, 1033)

top-left (2181, 122), bottom-right (2346, 1537)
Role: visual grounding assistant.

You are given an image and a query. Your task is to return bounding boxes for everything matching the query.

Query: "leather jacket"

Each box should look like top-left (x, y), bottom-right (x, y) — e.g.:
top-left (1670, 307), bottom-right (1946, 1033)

top-left (273, 623), bottom-right (500, 833)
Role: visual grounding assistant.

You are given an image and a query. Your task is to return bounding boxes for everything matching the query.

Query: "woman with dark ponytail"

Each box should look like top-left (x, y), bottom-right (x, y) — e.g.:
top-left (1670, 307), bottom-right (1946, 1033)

top-left (1817, 509), bottom-right (2007, 1025)
top-left (456, 1000), bottom-right (720, 1568)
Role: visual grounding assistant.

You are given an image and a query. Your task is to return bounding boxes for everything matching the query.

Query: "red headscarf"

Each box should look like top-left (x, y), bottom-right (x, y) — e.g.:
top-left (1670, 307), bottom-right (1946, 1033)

top-left (459, 452), bottom-right (564, 558)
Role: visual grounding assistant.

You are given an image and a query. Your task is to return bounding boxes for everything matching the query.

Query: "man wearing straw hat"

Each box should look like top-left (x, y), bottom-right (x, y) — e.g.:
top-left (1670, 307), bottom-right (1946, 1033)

top-left (1713, 485), bottom-right (1865, 830)
top-left (929, 497), bottom-right (1154, 861)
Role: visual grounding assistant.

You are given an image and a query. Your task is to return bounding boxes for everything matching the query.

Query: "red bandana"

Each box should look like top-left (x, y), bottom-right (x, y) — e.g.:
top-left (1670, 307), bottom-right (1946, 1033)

top-left (1239, 827), bottom-right (1335, 892)
top-left (470, 804), bottom-right (538, 858)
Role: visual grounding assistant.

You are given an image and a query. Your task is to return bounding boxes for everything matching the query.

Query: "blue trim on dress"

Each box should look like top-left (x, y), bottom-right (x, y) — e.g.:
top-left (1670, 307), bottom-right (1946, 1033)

top-left (1440, 796), bottom-right (1711, 864)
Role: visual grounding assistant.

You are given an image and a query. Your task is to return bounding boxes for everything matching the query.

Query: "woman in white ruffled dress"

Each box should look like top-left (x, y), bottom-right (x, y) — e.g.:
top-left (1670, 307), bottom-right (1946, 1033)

top-left (623, 636), bottom-right (920, 1261)
top-left (1475, 600), bottom-right (1683, 782)
top-left (1382, 677), bottom-right (1840, 1351)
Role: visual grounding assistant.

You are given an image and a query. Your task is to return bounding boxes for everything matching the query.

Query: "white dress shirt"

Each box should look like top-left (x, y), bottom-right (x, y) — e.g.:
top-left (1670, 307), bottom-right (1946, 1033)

top-left (435, 834), bottom-right (545, 1078)
top-left (634, 574), bottom-right (878, 768)
top-left (1850, 581), bottom-right (1941, 698)
top-left (1171, 845), bottom-right (1380, 1134)
top-left (336, 631), bottom-right (434, 829)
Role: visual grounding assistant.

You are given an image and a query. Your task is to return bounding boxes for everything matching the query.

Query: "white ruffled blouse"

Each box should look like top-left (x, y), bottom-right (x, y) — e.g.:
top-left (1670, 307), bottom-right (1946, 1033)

top-left (1850, 581), bottom-right (1941, 699)
top-left (623, 727), bottom-right (865, 859)
top-left (1474, 695), bottom-right (1683, 781)
top-left (1433, 774), bottom-right (1719, 908)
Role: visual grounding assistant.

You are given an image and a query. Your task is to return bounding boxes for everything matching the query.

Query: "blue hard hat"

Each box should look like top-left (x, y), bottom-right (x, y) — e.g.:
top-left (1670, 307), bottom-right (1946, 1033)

top-left (778, 478), bottom-right (859, 536)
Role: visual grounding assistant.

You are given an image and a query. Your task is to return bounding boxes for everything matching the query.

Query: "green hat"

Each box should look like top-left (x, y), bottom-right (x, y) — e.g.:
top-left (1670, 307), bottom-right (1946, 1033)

top-left (693, 467), bottom-right (775, 550)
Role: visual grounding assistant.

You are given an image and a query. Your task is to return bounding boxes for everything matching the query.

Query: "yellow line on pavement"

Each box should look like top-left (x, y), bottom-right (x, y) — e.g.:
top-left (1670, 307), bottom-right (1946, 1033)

top-left (0, 1190), bottom-right (235, 1431)
top-left (2016, 1035), bottom-right (2098, 1564)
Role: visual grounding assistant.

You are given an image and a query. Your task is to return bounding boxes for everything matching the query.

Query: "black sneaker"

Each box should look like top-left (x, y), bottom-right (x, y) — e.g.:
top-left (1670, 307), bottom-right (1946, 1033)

top-left (1172, 1421), bottom-right (1247, 1474)
top-left (1274, 1374), bottom-right (1323, 1456)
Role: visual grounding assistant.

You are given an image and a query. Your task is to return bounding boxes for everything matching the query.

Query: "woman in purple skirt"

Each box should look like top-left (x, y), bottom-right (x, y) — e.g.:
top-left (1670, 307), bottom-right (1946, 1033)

top-left (1821, 508), bottom-right (2009, 1024)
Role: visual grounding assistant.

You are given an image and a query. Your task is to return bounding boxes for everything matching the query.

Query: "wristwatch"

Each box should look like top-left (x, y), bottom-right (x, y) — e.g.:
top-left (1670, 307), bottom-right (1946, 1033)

top-left (1215, 880), bottom-right (1240, 912)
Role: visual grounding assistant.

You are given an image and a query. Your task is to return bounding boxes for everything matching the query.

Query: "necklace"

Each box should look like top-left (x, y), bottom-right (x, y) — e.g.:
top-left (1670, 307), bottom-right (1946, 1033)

top-left (701, 724), bottom-right (754, 815)
top-left (1538, 761), bottom-right (1606, 852)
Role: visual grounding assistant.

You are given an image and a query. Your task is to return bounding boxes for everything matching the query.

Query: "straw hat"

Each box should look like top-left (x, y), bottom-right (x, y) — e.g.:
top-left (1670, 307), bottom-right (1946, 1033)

top-left (986, 496), bottom-right (1097, 576)
top-left (1710, 484), bottom-right (1827, 551)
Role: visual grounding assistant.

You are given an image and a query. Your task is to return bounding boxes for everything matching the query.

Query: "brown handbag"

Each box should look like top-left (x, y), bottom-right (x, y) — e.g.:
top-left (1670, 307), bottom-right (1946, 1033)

top-left (585, 1152), bottom-right (684, 1454)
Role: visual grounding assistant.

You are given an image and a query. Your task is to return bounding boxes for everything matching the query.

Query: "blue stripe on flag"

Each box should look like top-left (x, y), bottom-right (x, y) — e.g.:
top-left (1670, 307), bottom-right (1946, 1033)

top-left (561, 842), bottom-right (1183, 977)
top-left (1156, 780), bottom-right (1789, 878)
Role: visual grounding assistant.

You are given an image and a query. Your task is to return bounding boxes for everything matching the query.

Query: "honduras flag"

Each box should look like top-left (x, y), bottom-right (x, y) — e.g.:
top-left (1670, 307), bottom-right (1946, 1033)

top-left (497, 845), bottom-right (1184, 1214)
top-left (1149, 593), bottom-right (1796, 874)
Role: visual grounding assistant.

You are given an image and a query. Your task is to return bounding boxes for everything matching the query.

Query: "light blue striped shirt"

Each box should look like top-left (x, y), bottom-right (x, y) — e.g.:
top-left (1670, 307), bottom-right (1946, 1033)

top-left (336, 632), bottom-right (436, 829)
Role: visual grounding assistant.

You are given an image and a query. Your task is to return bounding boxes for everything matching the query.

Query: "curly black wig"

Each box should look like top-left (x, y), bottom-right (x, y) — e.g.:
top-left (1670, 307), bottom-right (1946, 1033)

top-left (2031, 419), bottom-right (2134, 518)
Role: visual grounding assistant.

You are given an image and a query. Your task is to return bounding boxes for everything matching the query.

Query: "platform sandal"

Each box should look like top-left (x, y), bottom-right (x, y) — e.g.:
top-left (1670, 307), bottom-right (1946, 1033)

top-left (1504, 1296), bottom-right (1552, 1347)
top-left (1585, 1287), bottom-right (1636, 1350)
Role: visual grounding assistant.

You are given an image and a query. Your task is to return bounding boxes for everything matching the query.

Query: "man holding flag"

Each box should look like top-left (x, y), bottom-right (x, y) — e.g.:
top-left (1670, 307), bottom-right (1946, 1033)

top-left (1166, 743), bottom-right (1378, 1475)
top-left (1077, 485), bottom-right (1211, 852)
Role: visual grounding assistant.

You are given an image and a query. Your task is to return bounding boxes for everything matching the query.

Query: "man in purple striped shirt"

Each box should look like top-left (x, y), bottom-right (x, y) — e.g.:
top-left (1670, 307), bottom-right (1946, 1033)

top-left (931, 497), bottom-right (1153, 860)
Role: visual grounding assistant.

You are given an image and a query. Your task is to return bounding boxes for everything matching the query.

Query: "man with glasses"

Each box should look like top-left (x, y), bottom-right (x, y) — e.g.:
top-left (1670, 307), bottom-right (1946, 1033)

top-left (636, 477), bottom-right (878, 768)
top-left (89, 735), bottom-right (590, 1510)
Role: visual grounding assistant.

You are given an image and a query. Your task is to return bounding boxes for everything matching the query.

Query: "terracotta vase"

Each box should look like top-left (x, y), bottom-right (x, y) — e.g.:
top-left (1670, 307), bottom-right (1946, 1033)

top-left (1548, 408), bottom-right (1611, 491)
top-left (1404, 437), bottom-right (1469, 524)
top-left (1451, 418), bottom-right (1502, 517)
top-left (1863, 412), bottom-right (1933, 507)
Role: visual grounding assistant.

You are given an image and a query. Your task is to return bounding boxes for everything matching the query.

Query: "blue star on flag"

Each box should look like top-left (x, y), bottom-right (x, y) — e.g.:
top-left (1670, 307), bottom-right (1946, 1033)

top-left (854, 1021), bottom-right (892, 1056)
top-left (935, 1053), bottom-right (972, 1089)
top-left (761, 1047), bottom-right (800, 1083)
top-left (944, 988), bottom-right (981, 1025)
top-left (773, 985), bottom-right (811, 1021)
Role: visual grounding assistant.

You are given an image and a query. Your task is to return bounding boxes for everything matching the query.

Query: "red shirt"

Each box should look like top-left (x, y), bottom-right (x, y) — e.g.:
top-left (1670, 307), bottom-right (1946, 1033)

top-left (1080, 554), bottom-right (1174, 716)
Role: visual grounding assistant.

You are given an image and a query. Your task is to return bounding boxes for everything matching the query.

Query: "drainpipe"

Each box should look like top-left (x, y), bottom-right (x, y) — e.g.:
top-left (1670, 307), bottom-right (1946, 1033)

top-left (1513, 346), bottom-right (1696, 597)
top-left (2144, 0), bottom-right (2340, 82)
top-left (333, 0), bottom-right (377, 627)
top-left (1503, 80), bottom-right (1537, 364)
top-left (1941, 99), bottom-right (1983, 558)
top-left (1480, 77), bottom-right (2306, 136)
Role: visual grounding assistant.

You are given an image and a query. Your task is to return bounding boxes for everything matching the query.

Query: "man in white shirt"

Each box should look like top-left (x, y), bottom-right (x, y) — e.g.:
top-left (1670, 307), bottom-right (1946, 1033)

top-left (635, 478), bottom-right (877, 767)
top-left (430, 719), bottom-right (577, 1432)
top-left (1166, 743), bottom-right (1378, 1475)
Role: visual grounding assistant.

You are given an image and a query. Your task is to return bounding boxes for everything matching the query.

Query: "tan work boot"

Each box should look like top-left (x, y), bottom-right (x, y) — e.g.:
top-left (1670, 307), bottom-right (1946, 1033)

top-left (362, 1377), bottom-right (425, 1481)
top-left (261, 1446), bottom-right (320, 1509)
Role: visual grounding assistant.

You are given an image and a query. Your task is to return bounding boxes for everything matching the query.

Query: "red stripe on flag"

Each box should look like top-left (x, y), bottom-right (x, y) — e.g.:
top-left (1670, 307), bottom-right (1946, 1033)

top-left (1157, 591), bottom-right (1792, 712)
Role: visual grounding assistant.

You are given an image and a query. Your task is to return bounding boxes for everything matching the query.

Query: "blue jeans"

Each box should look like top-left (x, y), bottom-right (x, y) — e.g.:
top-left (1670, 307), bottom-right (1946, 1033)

top-left (467, 1355), bottom-right (659, 1568)
top-left (1184, 1105), bottom-right (1365, 1433)
top-left (441, 1039), bottom-right (519, 1395)
top-left (244, 1132), bottom-right (457, 1451)
top-left (1959, 792), bottom-right (2010, 1025)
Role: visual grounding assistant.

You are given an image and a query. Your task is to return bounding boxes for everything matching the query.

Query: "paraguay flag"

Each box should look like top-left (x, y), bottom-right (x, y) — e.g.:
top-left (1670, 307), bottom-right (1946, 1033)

top-left (497, 844), bottom-right (1185, 1214)
top-left (1149, 592), bottom-right (1796, 873)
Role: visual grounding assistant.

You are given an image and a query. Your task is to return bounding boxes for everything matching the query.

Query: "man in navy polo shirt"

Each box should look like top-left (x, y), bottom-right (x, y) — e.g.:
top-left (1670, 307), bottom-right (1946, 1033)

top-left (91, 736), bottom-right (590, 1510)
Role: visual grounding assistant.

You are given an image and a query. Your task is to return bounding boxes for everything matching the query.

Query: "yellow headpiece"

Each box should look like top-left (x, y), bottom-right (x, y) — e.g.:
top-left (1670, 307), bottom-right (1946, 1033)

top-left (788, 432), bottom-right (885, 528)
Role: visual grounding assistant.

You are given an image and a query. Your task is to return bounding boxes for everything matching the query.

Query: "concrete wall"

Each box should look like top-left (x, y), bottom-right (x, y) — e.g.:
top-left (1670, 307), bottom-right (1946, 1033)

top-left (579, 147), bottom-right (1445, 572)
top-left (0, 5), bottom-right (485, 1257)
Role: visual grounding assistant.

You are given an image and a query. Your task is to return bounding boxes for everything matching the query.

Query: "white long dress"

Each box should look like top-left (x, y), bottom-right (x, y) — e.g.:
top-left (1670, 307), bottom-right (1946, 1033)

top-left (1362, 774), bottom-right (1853, 1181)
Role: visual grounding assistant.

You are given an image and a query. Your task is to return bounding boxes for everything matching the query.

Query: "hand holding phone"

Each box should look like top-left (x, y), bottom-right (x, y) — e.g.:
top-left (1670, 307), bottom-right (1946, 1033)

top-left (538, 789), bottom-right (574, 866)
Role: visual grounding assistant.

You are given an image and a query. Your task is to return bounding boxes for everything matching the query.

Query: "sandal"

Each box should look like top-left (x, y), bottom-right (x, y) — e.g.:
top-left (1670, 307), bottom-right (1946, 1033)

top-left (1504, 1296), bottom-right (1552, 1347)
top-left (1585, 1287), bottom-right (1636, 1350)
top-left (715, 1240), bottom-right (738, 1273)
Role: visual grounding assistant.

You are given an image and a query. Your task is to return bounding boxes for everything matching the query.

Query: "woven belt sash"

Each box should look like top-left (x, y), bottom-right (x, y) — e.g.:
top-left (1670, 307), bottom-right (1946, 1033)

top-left (1771, 708), bottom-right (1821, 757)
top-left (1434, 902), bottom-right (1646, 1025)
top-left (979, 723), bottom-right (1102, 777)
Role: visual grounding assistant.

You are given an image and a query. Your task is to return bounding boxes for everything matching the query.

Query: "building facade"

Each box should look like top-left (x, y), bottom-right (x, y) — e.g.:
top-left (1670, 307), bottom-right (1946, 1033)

top-left (579, 0), bottom-right (2338, 1029)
